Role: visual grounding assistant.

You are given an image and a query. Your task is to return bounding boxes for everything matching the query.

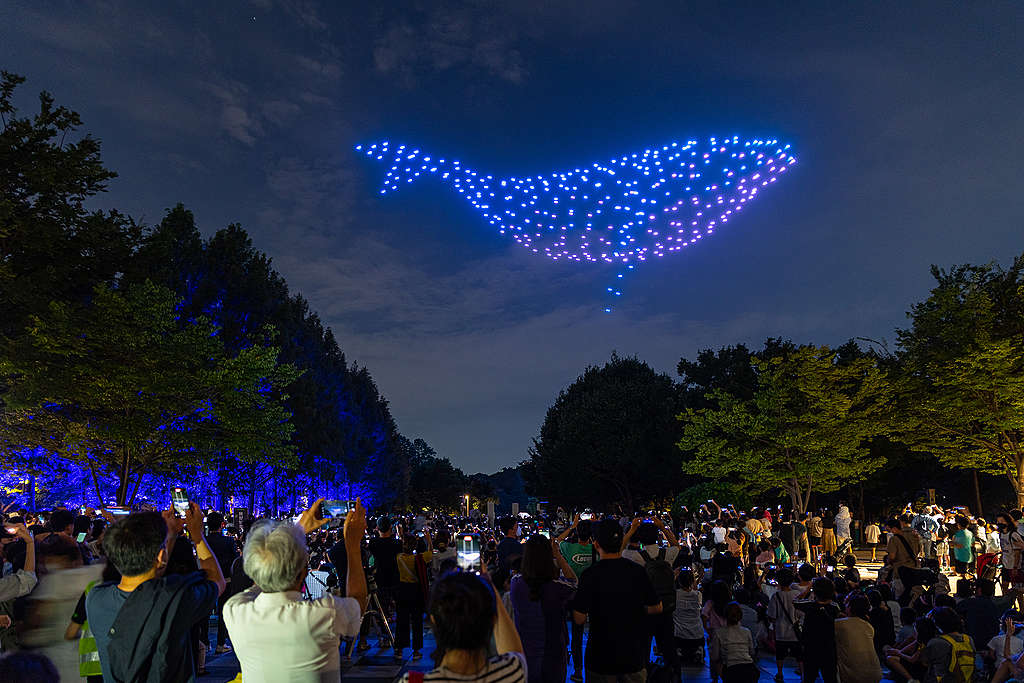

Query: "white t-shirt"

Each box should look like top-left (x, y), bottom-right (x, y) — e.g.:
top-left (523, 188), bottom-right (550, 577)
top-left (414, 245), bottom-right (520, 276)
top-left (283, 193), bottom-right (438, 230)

top-left (225, 587), bottom-right (361, 683)
top-left (987, 633), bottom-right (1024, 667)
top-left (673, 588), bottom-right (703, 640)
top-left (623, 545), bottom-right (680, 566)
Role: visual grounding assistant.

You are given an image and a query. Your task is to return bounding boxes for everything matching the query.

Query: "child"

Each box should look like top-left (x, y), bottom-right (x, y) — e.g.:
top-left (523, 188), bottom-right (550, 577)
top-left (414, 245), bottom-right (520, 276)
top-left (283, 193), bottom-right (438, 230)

top-left (709, 602), bottom-right (758, 683)
top-left (766, 567), bottom-right (801, 683)
top-left (673, 569), bottom-right (705, 665)
top-left (754, 540), bottom-right (774, 566)
top-left (884, 616), bottom-right (935, 683)
top-left (895, 607), bottom-right (917, 648)
top-left (935, 530), bottom-right (950, 572)
top-left (770, 536), bottom-right (790, 564)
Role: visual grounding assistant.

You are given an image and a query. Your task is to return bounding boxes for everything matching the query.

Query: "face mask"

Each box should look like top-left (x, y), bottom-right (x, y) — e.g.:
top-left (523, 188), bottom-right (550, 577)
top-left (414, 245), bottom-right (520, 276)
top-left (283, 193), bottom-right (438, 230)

top-left (998, 523), bottom-right (1009, 531)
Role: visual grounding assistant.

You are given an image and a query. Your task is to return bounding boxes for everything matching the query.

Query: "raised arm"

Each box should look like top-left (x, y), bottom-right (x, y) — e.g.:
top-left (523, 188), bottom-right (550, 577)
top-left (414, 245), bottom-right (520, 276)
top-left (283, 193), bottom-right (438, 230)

top-left (342, 499), bottom-right (368, 612)
top-left (554, 514), bottom-right (580, 544)
top-left (185, 502), bottom-right (226, 596)
top-left (655, 518), bottom-right (679, 547)
top-left (482, 564), bottom-right (523, 654)
top-left (552, 538), bottom-right (577, 582)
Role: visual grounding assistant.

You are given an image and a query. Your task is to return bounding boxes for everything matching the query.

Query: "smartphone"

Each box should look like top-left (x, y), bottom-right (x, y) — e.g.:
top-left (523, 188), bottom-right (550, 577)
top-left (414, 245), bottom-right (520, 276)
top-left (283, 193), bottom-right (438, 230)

top-left (3, 526), bottom-right (16, 535)
top-left (319, 500), bottom-right (353, 519)
top-left (171, 486), bottom-right (189, 518)
top-left (538, 529), bottom-right (550, 539)
top-left (457, 533), bottom-right (481, 572)
top-left (79, 506), bottom-right (87, 515)
top-left (108, 507), bottom-right (130, 518)
top-left (579, 512), bottom-right (594, 521)
top-left (76, 532), bottom-right (87, 543)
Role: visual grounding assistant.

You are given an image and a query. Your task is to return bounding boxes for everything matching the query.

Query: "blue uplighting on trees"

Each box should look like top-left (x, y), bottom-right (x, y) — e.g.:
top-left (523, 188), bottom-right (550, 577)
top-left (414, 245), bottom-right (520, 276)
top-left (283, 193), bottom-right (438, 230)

top-left (357, 137), bottom-right (797, 310)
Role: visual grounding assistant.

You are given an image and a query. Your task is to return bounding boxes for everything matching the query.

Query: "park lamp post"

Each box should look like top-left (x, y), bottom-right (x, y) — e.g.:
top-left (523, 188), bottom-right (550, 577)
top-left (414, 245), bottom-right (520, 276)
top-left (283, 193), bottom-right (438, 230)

top-left (464, 493), bottom-right (470, 518)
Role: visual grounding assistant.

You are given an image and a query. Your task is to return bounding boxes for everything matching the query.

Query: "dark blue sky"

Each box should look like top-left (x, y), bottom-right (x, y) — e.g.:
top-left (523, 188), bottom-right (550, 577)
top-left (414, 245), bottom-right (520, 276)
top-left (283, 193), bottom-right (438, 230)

top-left (3, 1), bottom-right (1021, 473)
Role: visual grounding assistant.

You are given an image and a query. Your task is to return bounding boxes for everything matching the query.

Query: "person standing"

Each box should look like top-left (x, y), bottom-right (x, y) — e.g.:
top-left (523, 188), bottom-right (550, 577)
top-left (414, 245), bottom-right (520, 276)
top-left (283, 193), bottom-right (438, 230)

top-left (497, 518), bottom-right (523, 574)
top-left (572, 519), bottom-right (663, 683)
top-left (834, 505), bottom-right (852, 546)
top-left (912, 509), bottom-right (940, 560)
top-left (821, 509), bottom-right (837, 558)
top-left (800, 578), bottom-right (840, 683)
top-left (951, 515), bottom-right (975, 578)
top-left (394, 530), bottom-right (433, 661)
top-left (864, 522), bottom-right (881, 562)
top-left (224, 498), bottom-right (368, 682)
top-left (204, 512), bottom-right (239, 654)
top-left (368, 516), bottom-right (402, 634)
top-left (709, 603), bottom-right (758, 683)
top-left (555, 516), bottom-right (595, 682)
top-left (510, 535), bottom-right (577, 683)
top-left (86, 504), bottom-right (225, 682)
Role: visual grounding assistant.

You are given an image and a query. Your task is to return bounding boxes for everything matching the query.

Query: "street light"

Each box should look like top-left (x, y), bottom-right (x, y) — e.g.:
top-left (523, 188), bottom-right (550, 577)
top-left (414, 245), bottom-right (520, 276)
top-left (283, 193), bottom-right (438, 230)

top-left (464, 493), bottom-right (470, 518)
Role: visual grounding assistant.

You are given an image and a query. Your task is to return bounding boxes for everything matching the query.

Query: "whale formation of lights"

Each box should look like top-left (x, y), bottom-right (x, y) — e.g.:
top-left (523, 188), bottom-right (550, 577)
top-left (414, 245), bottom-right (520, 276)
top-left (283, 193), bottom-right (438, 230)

top-left (357, 137), bottom-right (797, 311)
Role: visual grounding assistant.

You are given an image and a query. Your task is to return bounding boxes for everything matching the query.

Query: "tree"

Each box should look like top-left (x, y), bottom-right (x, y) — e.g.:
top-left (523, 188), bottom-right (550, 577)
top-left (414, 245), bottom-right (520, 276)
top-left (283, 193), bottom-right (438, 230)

top-left (895, 255), bottom-right (1024, 505)
top-left (678, 344), bottom-right (891, 513)
top-left (404, 438), bottom-right (468, 512)
top-left (0, 281), bottom-right (301, 504)
top-left (528, 353), bottom-right (682, 511)
top-left (0, 71), bottom-right (139, 340)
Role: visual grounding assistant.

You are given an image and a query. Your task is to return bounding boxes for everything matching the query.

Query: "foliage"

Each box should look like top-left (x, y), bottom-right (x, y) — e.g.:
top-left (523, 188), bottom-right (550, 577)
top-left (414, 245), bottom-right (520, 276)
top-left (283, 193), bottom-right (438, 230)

top-left (527, 353), bottom-right (682, 511)
top-left (399, 437), bottom-right (468, 512)
top-left (678, 344), bottom-right (892, 513)
top-left (894, 255), bottom-right (1024, 504)
top-left (0, 280), bottom-right (301, 505)
top-left (0, 71), bottom-right (139, 341)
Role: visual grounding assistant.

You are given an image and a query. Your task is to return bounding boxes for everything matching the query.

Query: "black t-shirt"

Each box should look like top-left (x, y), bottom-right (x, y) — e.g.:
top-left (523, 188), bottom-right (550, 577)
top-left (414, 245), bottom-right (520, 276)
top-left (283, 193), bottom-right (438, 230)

top-left (572, 558), bottom-right (660, 675)
top-left (497, 537), bottom-right (523, 572)
top-left (328, 540), bottom-right (348, 591)
top-left (799, 602), bottom-right (840, 658)
top-left (368, 536), bottom-right (403, 588)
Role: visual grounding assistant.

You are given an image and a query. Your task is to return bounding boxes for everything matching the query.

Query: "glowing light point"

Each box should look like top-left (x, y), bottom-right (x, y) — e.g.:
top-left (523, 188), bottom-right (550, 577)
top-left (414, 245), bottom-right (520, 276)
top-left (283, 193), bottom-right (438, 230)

top-left (358, 136), bottom-right (797, 307)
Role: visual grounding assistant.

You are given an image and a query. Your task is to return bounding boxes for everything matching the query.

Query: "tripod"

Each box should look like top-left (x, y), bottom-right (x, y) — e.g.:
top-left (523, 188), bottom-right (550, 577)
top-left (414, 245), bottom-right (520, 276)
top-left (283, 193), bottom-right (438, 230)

top-left (347, 571), bottom-right (395, 658)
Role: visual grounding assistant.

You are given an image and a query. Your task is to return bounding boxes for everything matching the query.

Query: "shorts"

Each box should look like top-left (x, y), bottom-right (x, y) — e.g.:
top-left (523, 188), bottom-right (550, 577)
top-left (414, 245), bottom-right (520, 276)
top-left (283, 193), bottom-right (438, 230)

top-left (954, 559), bottom-right (971, 574)
top-left (775, 640), bottom-right (802, 660)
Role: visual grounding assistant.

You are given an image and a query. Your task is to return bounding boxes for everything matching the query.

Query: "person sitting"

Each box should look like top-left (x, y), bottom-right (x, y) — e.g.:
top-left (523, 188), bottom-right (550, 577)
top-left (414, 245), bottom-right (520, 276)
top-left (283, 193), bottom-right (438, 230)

top-left (925, 607), bottom-right (976, 683)
top-left (884, 616), bottom-right (936, 683)
top-left (835, 592), bottom-right (881, 683)
top-left (224, 498), bottom-right (368, 683)
top-left (398, 569), bottom-right (525, 683)
top-left (85, 503), bottom-right (225, 683)
top-left (956, 577), bottom-right (1012, 651)
top-left (982, 610), bottom-right (1024, 674)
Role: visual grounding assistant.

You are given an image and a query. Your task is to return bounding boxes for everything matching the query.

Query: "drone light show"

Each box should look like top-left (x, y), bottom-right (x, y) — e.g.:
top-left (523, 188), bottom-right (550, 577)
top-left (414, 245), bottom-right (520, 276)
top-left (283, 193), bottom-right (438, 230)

top-left (357, 137), bottom-right (797, 311)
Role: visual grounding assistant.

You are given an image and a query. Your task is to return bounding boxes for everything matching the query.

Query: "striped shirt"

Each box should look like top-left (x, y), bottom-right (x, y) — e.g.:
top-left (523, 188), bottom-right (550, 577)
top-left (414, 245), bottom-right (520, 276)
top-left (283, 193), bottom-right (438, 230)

top-left (399, 652), bottom-right (526, 683)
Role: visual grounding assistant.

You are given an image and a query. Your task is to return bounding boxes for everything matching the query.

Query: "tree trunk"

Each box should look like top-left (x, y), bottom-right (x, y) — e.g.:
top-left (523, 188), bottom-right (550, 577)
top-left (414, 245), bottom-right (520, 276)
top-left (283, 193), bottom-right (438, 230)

top-left (972, 468), bottom-right (983, 518)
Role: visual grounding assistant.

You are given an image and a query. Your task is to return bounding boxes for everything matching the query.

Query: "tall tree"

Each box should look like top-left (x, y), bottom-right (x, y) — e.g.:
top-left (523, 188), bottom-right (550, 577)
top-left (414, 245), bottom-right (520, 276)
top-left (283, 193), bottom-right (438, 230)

top-left (0, 71), bottom-right (139, 340)
top-left (895, 255), bottom-right (1024, 505)
top-left (0, 281), bottom-right (301, 504)
top-left (678, 344), bottom-right (891, 512)
top-left (528, 353), bottom-right (682, 510)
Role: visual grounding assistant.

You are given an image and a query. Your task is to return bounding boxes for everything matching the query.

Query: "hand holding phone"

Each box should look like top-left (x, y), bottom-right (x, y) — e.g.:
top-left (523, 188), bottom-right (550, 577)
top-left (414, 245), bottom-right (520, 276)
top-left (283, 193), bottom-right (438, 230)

top-left (171, 487), bottom-right (189, 518)
top-left (457, 533), bottom-right (482, 572)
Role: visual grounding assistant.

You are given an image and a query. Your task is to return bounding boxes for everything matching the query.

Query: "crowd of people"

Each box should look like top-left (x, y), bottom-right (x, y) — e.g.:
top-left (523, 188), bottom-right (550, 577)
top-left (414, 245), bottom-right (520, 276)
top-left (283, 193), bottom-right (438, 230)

top-left (2, 497), bottom-right (1024, 683)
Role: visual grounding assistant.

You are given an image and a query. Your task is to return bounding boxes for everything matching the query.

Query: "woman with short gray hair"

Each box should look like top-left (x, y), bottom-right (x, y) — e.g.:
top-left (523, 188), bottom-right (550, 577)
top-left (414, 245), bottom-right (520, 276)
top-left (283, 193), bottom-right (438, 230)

top-left (224, 499), bottom-right (369, 683)
top-left (242, 520), bottom-right (309, 593)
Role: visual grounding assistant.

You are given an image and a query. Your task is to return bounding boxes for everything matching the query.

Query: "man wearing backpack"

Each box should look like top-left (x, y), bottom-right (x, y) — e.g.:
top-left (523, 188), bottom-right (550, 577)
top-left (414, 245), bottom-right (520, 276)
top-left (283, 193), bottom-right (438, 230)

top-left (925, 607), bottom-right (976, 683)
top-left (622, 517), bottom-right (680, 678)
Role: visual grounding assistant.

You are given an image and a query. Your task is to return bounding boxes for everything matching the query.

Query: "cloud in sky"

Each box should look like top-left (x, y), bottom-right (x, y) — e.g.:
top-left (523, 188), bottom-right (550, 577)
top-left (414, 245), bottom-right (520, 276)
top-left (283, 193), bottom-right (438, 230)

top-left (2, 0), bottom-right (1022, 474)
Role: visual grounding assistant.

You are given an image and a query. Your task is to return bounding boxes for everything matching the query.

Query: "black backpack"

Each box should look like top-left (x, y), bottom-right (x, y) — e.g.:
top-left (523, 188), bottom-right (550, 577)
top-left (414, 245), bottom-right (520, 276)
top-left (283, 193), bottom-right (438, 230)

top-left (640, 547), bottom-right (676, 611)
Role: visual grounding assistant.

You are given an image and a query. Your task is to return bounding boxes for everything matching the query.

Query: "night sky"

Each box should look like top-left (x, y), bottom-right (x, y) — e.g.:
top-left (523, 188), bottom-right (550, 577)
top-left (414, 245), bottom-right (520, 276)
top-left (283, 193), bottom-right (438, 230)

top-left (3, 1), bottom-right (1021, 474)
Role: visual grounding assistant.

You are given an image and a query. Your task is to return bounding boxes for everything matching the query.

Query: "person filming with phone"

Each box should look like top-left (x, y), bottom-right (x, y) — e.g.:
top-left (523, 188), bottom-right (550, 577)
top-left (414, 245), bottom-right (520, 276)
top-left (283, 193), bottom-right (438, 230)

top-left (85, 499), bottom-right (226, 683)
top-left (224, 497), bottom-right (369, 683)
